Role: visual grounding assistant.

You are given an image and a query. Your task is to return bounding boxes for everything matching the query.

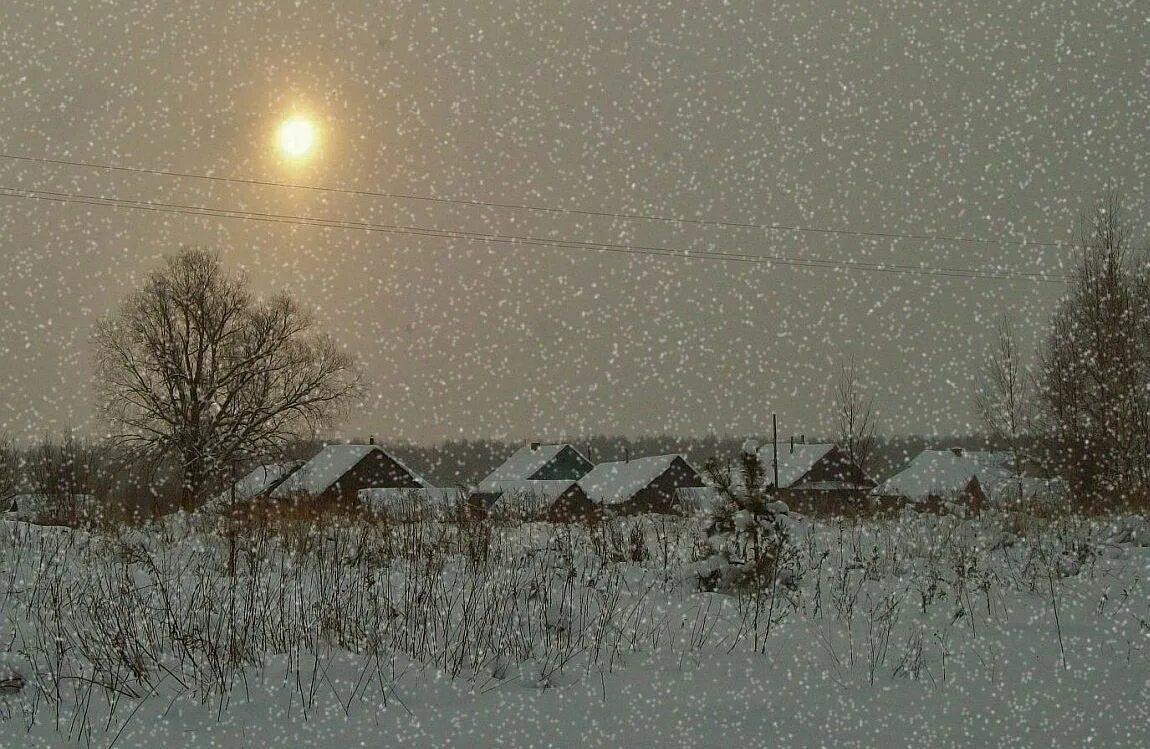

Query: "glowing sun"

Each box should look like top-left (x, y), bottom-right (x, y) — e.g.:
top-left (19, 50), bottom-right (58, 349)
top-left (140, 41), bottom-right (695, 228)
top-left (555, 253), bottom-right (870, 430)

top-left (277, 117), bottom-right (316, 158)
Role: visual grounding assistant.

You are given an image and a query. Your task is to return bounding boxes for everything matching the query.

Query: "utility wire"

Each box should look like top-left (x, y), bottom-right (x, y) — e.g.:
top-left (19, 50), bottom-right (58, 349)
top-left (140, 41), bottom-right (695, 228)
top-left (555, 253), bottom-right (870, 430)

top-left (0, 151), bottom-right (1077, 250)
top-left (0, 184), bottom-right (1068, 283)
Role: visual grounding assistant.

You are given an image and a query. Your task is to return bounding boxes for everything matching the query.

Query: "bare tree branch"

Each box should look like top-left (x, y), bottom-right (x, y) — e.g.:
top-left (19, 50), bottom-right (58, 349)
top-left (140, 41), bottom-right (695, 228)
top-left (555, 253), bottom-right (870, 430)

top-left (0, 434), bottom-right (21, 507)
top-left (835, 357), bottom-right (877, 480)
top-left (975, 315), bottom-right (1032, 470)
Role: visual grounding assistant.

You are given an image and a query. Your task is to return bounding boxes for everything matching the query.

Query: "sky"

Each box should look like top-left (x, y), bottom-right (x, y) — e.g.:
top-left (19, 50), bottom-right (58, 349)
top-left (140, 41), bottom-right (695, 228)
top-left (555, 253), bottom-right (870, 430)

top-left (0, 0), bottom-right (1146, 445)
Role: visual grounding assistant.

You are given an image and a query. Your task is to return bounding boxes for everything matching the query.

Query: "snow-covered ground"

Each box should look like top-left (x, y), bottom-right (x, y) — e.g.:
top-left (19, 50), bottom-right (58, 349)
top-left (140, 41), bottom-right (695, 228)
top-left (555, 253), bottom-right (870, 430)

top-left (0, 509), bottom-right (1146, 747)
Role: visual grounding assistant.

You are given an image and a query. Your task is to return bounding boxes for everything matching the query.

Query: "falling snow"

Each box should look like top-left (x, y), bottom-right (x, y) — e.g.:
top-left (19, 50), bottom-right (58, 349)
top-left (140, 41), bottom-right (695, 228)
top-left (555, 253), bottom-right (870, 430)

top-left (0, 0), bottom-right (1147, 746)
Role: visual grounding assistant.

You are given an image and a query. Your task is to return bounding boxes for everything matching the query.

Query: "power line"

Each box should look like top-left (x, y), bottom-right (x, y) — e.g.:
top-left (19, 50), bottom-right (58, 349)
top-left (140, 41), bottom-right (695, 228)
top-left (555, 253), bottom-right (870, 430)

top-left (0, 184), bottom-right (1069, 283)
top-left (0, 151), bottom-right (1077, 251)
top-left (0, 185), bottom-right (1068, 282)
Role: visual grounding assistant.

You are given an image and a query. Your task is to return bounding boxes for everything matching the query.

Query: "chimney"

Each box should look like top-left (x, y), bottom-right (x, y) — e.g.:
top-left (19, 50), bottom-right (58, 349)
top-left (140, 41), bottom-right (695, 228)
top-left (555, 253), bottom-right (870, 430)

top-left (369, 434), bottom-right (375, 445)
top-left (530, 442), bottom-right (540, 451)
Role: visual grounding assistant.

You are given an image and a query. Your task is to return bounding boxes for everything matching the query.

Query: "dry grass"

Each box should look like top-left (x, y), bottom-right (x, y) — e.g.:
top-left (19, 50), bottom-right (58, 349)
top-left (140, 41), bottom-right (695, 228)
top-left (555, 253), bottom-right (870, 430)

top-left (0, 497), bottom-right (1143, 739)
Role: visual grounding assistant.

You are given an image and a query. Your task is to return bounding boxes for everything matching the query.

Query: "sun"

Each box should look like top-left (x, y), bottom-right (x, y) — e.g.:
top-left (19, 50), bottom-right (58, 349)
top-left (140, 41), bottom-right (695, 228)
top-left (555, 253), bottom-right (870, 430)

top-left (277, 117), bottom-right (317, 158)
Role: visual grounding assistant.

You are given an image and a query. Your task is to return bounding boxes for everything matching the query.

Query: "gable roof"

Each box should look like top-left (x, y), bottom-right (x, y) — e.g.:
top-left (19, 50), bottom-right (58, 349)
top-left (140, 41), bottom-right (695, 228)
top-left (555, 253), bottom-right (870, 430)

top-left (382, 449), bottom-right (431, 489)
top-left (479, 443), bottom-right (588, 488)
top-left (873, 449), bottom-right (1012, 500)
top-left (270, 444), bottom-right (427, 497)
top-left (578, 454), bottom-right (697, 506)
top-left (756, 443), bottom-right (837, 488)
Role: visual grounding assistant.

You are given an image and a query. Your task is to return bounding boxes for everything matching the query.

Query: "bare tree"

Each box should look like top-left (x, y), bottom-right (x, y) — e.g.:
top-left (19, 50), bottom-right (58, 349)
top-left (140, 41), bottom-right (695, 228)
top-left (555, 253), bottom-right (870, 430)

top-left (1037, 189), bottom-right (1149, 500)
top-left (975, 315), bottom-right (1032, 471)
top-left (0, 433), bottom-right (21, 509)
top-left (94, 248), bottom-right (362, 506)
top-left (835, 358), bottom-right (877, 479)
top-left (26, 433), bottom-right (111, 523)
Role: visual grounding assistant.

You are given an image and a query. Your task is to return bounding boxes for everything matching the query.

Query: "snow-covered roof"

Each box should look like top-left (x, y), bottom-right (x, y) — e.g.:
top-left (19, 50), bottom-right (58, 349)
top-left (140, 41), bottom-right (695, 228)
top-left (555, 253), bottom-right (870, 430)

top-left (359, 487), bottom-right (465, 517)
top-left (479, 444), bottom-right (579, 486)
top-left (479, 479), bottom-right (580, 504)
top-left (385, 450), bottom-right (431, 489)
top-left (956, 450), bottom-right (1013, 472)
top-left (873, 449), bottom-right (1013, 500)
top-left (270, 444), bottom-right (426, 497)
top-left (756, 443), bottom-right (836, 488)
top-left (578, 454), bottom-right (695, 506)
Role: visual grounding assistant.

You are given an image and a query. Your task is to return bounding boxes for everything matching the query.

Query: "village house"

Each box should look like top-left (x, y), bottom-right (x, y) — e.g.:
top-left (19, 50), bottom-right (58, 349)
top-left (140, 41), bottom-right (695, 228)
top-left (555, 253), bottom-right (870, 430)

top-left (478, 443), bottom-right (594, 486)
top-left (757, 442), bottom-right (875, 491)
top-left (756, 441), bottom-right (875, 514)
top-left (872, 447), bottom-right (1014, 516)
top-left (269, 443), bottom-right (427, 505)
top-left (577, 454), bottom-right (705, 516)
top-left (471, 443), bottom-right (595, 518)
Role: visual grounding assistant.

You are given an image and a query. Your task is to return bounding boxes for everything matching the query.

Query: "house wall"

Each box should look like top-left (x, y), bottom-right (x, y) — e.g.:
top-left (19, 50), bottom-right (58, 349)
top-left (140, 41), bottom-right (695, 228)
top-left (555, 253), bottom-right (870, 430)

top-left (542, 486), bottom-right (597, 523)
top-left (531, 447), bottom-right (594, 481)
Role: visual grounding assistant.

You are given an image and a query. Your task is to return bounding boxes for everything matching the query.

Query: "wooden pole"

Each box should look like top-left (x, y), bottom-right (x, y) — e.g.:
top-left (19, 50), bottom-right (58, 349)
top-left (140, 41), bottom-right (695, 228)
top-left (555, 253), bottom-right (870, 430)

top-left (772, 414), bottom-right (779, 492)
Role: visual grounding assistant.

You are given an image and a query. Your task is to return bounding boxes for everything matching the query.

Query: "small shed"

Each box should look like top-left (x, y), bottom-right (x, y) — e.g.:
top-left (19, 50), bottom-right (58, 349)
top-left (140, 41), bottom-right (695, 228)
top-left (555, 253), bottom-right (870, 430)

top-left (578, 454), bottom-right (704, 516)
top-left (270, 444), bottom-right (427, 505)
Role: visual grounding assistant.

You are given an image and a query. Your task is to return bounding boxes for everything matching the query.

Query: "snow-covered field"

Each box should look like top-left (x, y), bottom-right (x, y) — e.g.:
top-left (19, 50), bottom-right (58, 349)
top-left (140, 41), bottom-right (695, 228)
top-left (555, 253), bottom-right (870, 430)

top-left (0, 508), bottom-right (1147, 747)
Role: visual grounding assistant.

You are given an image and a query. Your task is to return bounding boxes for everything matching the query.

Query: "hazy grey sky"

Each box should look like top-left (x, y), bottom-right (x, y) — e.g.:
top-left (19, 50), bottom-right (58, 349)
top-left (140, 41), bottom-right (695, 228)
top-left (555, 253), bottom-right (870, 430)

top-left (0, 0), bottom-right (1146, 444)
